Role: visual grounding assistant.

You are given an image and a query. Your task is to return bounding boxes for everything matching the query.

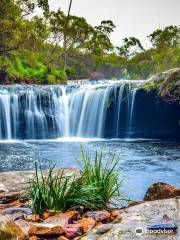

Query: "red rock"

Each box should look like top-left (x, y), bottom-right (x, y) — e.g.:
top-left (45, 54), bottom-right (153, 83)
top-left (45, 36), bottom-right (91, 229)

top-left (0, 199), bottom-right (22, 210)
top-left (45, 211), bottom-right (79, 226)
top-left (25, 214), bottom-right (41, 222)
top-left (84, 211), bottom-right (111, 222)
top-left (28, 223), bottom-right (64, 236)
top-left (144, 182), bottom-right (180, 201)
top-left (64, 217), bottom-right (96, 238)
top-left (63, 223), bottom-right (83, 239)
top-left (0, 191), bottom-right (20, 203)
top-left (42, 210), bottom-right (57, 219)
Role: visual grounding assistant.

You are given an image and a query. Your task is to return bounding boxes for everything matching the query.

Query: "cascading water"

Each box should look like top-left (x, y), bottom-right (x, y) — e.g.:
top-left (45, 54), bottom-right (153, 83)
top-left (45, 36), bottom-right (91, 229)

top-left (0, 81), bottom-right (143, 140)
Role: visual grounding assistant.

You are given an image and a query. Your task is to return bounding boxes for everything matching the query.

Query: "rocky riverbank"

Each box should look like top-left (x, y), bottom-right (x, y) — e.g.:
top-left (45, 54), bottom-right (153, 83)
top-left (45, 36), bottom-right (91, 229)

top-left (0, 170), bottom-right (180, 240)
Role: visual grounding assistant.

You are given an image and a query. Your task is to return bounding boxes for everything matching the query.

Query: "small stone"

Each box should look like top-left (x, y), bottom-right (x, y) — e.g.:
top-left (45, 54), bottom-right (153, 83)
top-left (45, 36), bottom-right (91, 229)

top-left (144, 182), bottom-right (180, 201)
top-left (64, 223), bottom-right (83, 239)
top-left (0, 191), bottom-right (20, 203)
top-left (41, 210), bottom-right (57, 219)
top-left (64, 217), bottom-right (96, 238)
top-left (0, 199), bottom-right (23, 210)
top-left (84, 211), bottom-right (111, 222)
top-left (28, 223), bottom-right (64, 236)
top-left (25, 214), bottom-right (41, 222)
top-left (45, 211), bottom-right (79, 226)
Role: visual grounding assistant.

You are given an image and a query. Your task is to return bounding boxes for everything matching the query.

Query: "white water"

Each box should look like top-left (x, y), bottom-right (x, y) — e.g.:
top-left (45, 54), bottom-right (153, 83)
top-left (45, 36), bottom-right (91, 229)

top-left (0, 81), bottom-right (144, 140)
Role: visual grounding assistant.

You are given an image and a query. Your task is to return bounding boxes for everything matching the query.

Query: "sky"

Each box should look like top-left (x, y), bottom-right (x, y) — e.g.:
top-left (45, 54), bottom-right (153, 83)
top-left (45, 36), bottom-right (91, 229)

top-left (48, 0), bottom-right (180, 49)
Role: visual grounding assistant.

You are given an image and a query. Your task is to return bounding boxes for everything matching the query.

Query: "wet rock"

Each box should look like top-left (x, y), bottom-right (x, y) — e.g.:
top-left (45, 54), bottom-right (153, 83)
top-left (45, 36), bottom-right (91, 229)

top-left (144, 182), bottom-right (180, 201)
top-left (84, 211), bottom-right (110, 222)
top-left (44, 211), bottom-right (80, 226)
top-left (0, 192), bottom-right (20, 204)
top-left (28, 223), bottom-right (64, 237)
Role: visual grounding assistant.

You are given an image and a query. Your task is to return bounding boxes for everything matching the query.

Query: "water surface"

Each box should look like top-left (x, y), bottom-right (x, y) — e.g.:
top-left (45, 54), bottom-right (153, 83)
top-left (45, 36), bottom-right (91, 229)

top-left (0, 138), bottom-right (179, 200)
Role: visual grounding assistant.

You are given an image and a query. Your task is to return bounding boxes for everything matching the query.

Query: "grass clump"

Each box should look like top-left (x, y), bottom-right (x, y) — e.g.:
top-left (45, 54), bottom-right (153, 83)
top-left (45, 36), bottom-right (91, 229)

top-left (28, 148), bottom-right (125, 214)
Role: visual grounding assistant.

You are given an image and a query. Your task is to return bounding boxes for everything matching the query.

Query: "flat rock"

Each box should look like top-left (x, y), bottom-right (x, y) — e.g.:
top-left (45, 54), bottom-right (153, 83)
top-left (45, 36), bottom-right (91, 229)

top-left (83, 198), bottom-right (180, 240)
top-left (28, 223), bottom-right (64, 237)
top-left (0, 192), bottom-right (20, 204)
top-left (0, 168), bottom-right (80, 192)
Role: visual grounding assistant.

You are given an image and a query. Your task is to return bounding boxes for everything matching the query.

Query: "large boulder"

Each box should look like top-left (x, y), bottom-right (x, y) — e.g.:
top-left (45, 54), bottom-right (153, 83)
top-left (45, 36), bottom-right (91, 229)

top-left (144, 182), bottom-right (180, 201)
top-left (83, 198), bottom-right (180, 240)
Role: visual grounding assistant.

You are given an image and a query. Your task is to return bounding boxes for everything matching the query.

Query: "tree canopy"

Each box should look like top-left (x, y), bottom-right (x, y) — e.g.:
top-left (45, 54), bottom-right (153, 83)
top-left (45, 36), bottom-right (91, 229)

top-left (0, 0), bottom-right (179, 84)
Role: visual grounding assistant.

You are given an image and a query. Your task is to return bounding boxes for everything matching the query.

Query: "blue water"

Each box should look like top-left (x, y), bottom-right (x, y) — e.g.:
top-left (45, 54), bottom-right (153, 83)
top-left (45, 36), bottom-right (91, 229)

top-left (0, 138), bottom-right (179, 200)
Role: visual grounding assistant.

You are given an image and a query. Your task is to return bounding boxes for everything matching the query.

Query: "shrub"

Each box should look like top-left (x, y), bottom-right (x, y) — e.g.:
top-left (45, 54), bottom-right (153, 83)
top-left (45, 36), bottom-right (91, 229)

top-left (47, 74), bottom-right (56, 85)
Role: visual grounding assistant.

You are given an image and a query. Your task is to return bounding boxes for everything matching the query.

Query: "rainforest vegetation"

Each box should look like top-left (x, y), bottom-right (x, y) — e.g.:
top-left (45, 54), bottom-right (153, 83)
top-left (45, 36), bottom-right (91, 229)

top-left (0, 0), bottom-right (180, 84)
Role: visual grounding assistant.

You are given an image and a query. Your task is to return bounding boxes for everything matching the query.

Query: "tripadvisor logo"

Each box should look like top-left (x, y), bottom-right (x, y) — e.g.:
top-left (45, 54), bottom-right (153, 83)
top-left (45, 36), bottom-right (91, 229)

top-left (135, 227), bottom-right (174, 235)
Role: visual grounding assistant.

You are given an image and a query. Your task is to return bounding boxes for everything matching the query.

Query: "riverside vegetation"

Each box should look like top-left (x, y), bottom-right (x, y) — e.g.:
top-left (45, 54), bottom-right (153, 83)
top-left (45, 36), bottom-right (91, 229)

top-left (28, 148), bottom-right (124, 214)
top-left (0, 0), bottom-right (180, 84)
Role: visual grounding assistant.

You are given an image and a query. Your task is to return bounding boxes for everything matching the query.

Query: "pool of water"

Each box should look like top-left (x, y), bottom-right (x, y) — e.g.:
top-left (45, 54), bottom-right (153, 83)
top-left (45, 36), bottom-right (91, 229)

top-left (0, 138), bottom-right (179, 200)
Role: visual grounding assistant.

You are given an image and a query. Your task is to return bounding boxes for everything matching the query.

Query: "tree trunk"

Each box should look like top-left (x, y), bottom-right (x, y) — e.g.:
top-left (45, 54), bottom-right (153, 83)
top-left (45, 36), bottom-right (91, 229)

top-left (63, 0), bottom-right (73, 71)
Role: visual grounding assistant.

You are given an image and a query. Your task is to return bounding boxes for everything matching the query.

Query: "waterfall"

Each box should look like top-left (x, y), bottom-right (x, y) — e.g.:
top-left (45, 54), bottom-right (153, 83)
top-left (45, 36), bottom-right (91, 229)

top-left (0, 81), bottom-right (142, 140)
top-left (128, 89), bottom-right (137, 135)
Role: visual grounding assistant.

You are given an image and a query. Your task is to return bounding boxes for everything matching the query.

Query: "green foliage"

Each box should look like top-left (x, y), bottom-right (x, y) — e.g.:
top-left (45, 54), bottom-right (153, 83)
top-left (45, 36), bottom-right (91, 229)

top-left (28, 148), bottom-right (124, 214)
top-left (79, 147), bottom-right (124, 207)
top-left (0, 0), bottom-right (179, 83)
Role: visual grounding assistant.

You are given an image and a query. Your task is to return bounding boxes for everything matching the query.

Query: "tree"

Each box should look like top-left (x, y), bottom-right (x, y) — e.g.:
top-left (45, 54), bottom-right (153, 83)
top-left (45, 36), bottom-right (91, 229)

top-left (0, 0), bottom-right (23, 55)
top-left (148, 25), bottom-right (180, 49)
top-left (118, 37), bottom-right (144, 58)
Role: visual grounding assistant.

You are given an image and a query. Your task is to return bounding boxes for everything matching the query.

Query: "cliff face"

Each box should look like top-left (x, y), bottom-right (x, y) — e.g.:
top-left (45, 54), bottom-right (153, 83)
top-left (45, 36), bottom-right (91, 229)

top-left (104, 69), bottom-right (180, 139)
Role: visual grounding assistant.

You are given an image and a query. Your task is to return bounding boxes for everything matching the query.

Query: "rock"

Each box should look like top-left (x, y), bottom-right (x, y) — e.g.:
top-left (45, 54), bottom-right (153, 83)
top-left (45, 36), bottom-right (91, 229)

top-left (28, 223), bottom-right (64, 237)
top-left (0, 169), bottom-right (80, 192)
top-left (44, 211), bottom-right (80, 226)
top-left (25, 214), bottom-right (41, 223)
top-left (110, 209), bottom-right (124, 220)
top-left (84, 211), bottom-right (111, 222)
top-left (144, 182), bottom-right (180, 201)
top-left (41, 210), bottom-right (57, 219)
top-left (81, 224), bottom-right (114, 240)
top-left (0, 192), bottom-right (20, 204)
top-left (0, 200), bottom-right (23, 210)
top-left (1, 207), bottom-right (32, 215)
top-left (0, 216), bottom-right (31, 239)
top-left (64, 217), bottom-right (96, 238)
top-left (83, 198), bottom-right (180, 240)
top-left (64, 223), bottom-right (83, 239)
